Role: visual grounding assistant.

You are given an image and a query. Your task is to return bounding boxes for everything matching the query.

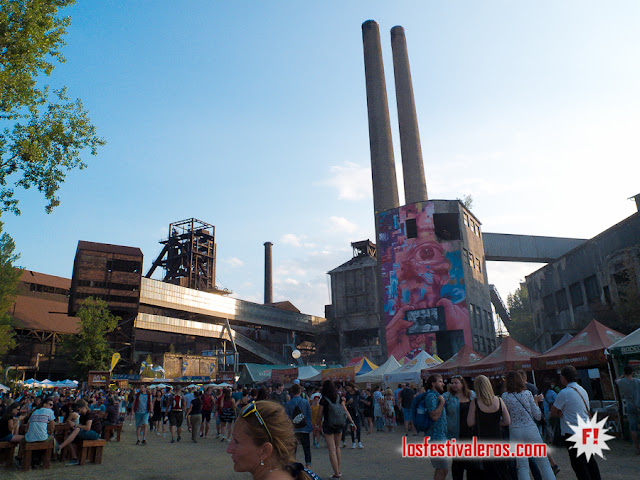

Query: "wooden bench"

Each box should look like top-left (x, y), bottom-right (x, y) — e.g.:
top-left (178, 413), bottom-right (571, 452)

top-left (18, 439), bottom-right (53, 471)
top-left (77, 439), bottom-right (106, 465)
top-left (103, 424), bottom-right (122, 441)
top-left (0, 441), bottom-right (17, 469)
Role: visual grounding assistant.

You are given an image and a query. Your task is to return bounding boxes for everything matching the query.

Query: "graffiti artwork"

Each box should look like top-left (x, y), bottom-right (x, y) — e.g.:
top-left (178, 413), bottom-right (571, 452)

top-left (377, 202), bottom-right (471, 360)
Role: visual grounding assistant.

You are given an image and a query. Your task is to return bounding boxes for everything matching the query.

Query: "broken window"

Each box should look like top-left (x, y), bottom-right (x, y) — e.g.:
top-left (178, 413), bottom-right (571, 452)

top-left (555, 289), bottom-right (568, 311)
top-left (405, 218), bottom-right (418, 239)
top-left (569, 282), bottom-right (583, 307)
top-left (434, 213), bottom-right (461, 241)
top-left (584, 276), bottom-right (600, 303)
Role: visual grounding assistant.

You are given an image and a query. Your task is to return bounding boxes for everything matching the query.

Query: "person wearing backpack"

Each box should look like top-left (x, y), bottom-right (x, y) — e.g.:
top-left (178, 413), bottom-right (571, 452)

top-left (317, 380), bottom-right (354, 480)
top-left (285, 383), bottom-right (313, 468)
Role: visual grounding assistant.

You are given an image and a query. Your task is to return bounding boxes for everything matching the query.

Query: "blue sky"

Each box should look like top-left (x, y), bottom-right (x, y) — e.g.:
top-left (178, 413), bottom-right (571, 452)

top-left (3, 1), bottom-right (640, 318)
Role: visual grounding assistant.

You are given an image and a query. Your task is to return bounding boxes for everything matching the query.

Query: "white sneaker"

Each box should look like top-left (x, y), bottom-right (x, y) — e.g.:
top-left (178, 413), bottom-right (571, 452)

top-left (358, 442), bottom-right (363, 449)
top-left (341, 442), bottom-right (346, 448)
top-left (220, 436), bottom-right (226, 442)
top-left (351, 442), bottom-right (356, 449)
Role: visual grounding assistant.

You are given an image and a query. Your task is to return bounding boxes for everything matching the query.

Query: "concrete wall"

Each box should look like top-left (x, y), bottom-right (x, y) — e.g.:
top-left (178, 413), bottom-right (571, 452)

top-left (526, 213), bottom-right (640, 351)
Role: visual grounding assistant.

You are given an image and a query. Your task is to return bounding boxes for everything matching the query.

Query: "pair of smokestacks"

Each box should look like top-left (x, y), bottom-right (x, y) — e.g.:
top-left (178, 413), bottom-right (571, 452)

top-left (362, 21), bottom-right (428, 214)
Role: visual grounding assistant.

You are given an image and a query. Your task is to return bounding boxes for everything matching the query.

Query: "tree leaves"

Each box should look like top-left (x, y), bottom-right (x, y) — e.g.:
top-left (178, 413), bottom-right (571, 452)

top-left (0, 220), bottom-right (20, 358)
top-left (0, 0), bottom-right (105, 215)
top-left (63, 297), bottom-right (120, 379)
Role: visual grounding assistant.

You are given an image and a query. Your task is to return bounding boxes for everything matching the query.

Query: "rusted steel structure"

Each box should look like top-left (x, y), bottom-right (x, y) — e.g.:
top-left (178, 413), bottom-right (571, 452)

top-left (146, 218), bottom-right (229, 294)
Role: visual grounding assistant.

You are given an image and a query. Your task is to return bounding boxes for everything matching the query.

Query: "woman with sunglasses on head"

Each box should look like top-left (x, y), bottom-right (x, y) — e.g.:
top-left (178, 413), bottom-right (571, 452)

top-left (443, 376), bottom-right (479, 480)
top-left (227, 400), bottom-right (321, 480)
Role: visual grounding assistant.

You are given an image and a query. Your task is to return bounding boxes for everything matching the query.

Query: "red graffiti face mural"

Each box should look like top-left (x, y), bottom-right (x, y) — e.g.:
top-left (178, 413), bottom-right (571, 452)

top-left (377, 202), bottom-right (471, 360)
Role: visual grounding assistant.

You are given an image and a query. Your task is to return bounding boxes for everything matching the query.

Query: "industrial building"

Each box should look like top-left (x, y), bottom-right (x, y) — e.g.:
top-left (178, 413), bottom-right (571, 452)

top-left (526, 199), bottom-right (640, 352)
top-left (6, 219), bottom-right (327, 379)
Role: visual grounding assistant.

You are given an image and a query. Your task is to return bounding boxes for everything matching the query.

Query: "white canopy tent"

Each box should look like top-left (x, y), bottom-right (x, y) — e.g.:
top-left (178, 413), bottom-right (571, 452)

top-left (383, 350), bottom-right (441, 386)
top-left (0, 383), bottom-right (10, 392)
top-left (356, 356), bottom-right (401, 384)
top-left (297, 366), bottom-right (321, 381)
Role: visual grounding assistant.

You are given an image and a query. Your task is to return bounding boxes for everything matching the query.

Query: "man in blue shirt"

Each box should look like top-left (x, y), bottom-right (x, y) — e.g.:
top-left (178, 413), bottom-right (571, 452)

top-left (424, 374), bottom-right (449, 480)
top-left (285, 383), bottom-right (313, 468)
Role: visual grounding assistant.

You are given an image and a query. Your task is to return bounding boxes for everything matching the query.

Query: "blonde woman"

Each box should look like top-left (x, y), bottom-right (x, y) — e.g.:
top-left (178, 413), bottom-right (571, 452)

top-left (383, 388), bottom-right (396, 432)
top-left (467, 375), bottom-right (511, 480)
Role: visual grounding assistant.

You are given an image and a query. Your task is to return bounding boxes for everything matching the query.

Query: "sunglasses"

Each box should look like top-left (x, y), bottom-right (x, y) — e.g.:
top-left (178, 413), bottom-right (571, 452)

top-left (241, 402), bottom-right (273, 443)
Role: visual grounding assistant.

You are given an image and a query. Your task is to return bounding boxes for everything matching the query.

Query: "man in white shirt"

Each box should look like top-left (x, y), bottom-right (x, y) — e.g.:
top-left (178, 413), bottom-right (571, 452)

top-left (551, 365), bottom-right (601, 480)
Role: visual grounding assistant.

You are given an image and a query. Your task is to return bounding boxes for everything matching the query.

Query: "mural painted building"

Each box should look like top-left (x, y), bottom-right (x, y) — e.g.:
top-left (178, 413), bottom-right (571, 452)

top-left (377, 200), bottom-right (496, 361)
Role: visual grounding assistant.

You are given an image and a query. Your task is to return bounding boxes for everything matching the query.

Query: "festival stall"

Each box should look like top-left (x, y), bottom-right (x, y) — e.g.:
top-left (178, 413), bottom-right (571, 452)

top-left (607, 326), bottom-right (640, 376)
top-left (346, 357), bottom-right (378, 376)
top-left (237, 363), bottom-right (297, 385)
top-left (383, 350), bottom-right (440, 386)
top-left (297, 366), bottom-right (321, 381)
top-left (421, 344), bottom-right (485, 379)
top-left (320, 366), bottom-right (357, 383)
top-left (458, 336), bottom-right (539, 377)
top-left (531, 320), bottom-right (625, 401)
top-left (356, 356), bottom-right (401, 385)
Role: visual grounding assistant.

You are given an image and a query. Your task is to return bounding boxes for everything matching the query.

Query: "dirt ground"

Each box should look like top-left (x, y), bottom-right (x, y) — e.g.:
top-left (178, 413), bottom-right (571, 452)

top-left (1, 423), bottom-right (638, 480)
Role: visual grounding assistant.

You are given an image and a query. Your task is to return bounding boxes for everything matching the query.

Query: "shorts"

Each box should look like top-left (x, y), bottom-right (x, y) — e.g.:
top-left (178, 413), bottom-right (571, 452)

top-left (402, 408), bottom-right (413, 423)
top-left (322, 423), bottom-right (343, 436)
top-left (151, 412), bottom-right (163, 423)
top-left (135, 412), bottom-right (150, 427)
top-left (202, 410), bottom-right (212, 422)
top-left (430, 457), bottom-right (451, 470)
top-left (169, 411), bottom-right (183, 427)
top-left (0, 434), bottom-right (13, 442)
top-left (77, 430), bottom-right (100, 441)
top-left (628, 413), bottom-right (640, 433)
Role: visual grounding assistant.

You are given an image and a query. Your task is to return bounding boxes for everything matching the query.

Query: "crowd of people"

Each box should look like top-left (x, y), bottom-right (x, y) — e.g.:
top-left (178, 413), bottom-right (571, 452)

top-left (0, 363), bottom-right (637, 479)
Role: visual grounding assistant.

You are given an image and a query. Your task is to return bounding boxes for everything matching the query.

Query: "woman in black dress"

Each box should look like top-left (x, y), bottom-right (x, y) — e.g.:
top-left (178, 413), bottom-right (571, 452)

top-left (467, 375), bottom-right (511, 480)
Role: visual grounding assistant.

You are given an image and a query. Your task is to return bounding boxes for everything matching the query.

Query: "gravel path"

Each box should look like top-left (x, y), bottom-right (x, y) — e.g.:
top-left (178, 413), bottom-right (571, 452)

top-left (3, 423), bottom-right (637, 479)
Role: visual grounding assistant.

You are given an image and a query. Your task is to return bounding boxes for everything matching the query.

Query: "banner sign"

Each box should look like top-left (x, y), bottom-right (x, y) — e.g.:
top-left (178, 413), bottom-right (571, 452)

top-left (271, 368), bottom-right (298, 385)
top-left (321, 366), bottom-right (357, 383)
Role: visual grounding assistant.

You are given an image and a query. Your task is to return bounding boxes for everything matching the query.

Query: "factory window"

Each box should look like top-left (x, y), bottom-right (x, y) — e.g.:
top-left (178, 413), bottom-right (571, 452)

top-left (469, 304), bottom-right (476, 327)
top-left (434, 213), bottom-right (461, 241)
top-left (405, 218), bottom-right (418, 239)
top-left (473, 335), bottom-right (480, 350)
top-left (555, 290), bottom-right (568, 311)
top-left (463, 213), bottom-right (469, 226)
top-left (543, 295), bottom-right (555, 317)
top-left (476, 256), bottom-right (482, 273)
top-left (468, 252), bottom-right (474, 268)
top-left (569, 282), bottom-right (583, 307)
top-left (584, 276), bottom-right (600, 304)
top-left (106, 259), bottom-right (142, 274)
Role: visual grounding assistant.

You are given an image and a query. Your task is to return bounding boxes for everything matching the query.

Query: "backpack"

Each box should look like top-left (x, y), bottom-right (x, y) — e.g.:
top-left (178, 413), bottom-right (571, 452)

top-left (326, 396), bottom-right (347, 429)
top-left (411, 392), bottom-right (433, 433)
top-left (291, 401), bottom-right (306, 428)
top-left (162, 394), bottom-right (172, 409)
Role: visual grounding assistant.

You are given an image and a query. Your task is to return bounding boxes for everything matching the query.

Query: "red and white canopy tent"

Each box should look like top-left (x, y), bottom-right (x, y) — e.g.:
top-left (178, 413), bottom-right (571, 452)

top-left (531, 320), bottom-right (625, 370)
top-left (421, 344), bottom-right (485, 379)
top-left (458, 336), bottom-right (540, 377)
top-left (531, 320), bottom-right (626, 402)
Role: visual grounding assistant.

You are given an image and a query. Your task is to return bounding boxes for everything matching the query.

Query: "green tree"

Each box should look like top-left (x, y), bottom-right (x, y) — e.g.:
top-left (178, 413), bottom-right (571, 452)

top-left (0, 0), bottom-right (105, 215)
top-left (458, 194), bottom-right (474, 211)
top-left (0, 221), bottom-right (21, 361)
top-left (507, 284), bottom-right (537, 348)
top-left (63, 297), bottom-right (119, 379)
